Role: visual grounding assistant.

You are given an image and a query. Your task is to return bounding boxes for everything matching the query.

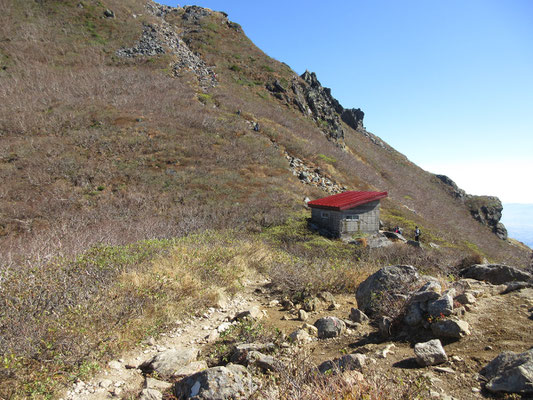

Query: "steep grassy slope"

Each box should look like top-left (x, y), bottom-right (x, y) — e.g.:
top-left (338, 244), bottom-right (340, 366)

top-left (0, 0), bottom-right (530, 397)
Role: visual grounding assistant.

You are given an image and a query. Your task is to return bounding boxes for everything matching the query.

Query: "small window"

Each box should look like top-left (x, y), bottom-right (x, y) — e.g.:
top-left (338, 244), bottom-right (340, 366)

top-left (321, 211), bottom-right (329, 219)
top-left (345, 215), bottom-right (359, 221)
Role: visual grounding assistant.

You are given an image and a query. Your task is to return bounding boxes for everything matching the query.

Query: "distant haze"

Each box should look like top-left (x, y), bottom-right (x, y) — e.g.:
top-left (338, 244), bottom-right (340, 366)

top-left (501, 204), bottom-right (533, 249)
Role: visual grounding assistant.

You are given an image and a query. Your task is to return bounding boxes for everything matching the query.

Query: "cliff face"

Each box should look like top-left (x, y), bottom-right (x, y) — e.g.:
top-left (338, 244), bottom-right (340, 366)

top-left (436, 175), bottom-right (508, 240)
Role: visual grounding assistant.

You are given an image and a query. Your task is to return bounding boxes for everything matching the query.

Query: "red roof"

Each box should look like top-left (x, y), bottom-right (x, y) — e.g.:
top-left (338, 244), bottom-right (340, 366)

top-left (308, 191), bottom-right (388, 211)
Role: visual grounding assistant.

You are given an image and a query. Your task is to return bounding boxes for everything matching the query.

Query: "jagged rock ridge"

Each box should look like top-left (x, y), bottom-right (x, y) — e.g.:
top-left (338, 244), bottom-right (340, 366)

top-left (265, 70), bottom-right (387, 150)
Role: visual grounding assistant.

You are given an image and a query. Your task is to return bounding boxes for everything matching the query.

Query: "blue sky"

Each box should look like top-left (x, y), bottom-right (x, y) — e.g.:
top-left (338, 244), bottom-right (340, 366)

top-left (161, 0), bottom-right (533, 203)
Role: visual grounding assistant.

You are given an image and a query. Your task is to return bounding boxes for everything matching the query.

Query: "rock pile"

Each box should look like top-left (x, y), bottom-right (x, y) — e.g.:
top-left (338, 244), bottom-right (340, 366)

top-left (116, 4), bottom-right (217, 90)
top-left (355, 265), bottom-right (473, 339)
top-left (286, 153), bottom-right (345, 194)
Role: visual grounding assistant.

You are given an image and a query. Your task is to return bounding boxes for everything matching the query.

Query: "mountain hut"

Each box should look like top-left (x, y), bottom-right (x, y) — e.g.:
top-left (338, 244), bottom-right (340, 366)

top-left (308, 191), bottom-right (388, 237)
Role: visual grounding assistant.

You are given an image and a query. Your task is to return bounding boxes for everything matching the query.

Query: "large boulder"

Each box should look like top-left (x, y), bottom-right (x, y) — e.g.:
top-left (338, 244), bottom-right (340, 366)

top-left (140, 347), bottom-right (199, 377)
top-left (460, 264), bottom-right (532, 285)
top-left (314, 316), bottom-right (346, 339)
top-left (174, 364), bottom-right (255, 400)
top-left (481, 349), bottom-right (533, 394)
top-left (356, 265), bottom-right (420, 315)
top-left (414, 339), bottom-right (448, 367)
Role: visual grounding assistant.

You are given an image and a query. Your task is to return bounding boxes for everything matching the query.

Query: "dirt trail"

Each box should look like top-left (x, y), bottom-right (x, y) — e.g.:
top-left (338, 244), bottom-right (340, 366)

top-left (61, 279), bottom-right (268, 399)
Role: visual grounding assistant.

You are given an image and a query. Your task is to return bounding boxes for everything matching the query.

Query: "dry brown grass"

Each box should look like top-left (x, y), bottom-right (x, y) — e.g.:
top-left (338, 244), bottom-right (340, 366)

top-left (0, 231), bottom-right (279, 398)
top-left (255, 350), bottom-right (431, 400)
top-left (0, 1), bottom-right (530, 398)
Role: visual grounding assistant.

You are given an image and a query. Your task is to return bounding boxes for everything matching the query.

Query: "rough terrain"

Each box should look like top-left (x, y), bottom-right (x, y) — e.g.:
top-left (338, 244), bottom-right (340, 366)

top-left (62, 271), bottom-right (533, 400)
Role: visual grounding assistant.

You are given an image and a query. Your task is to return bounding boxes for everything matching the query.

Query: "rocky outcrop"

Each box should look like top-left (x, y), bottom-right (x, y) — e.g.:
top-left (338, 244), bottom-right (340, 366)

top-left (297, 71), bottom-right (345, 144)
top-left (465, 195), bottom-right (508, 239)
top-left (435, 175), bottom-right (508, 240)
top-left (341, 108), bottom-right (365, 131)
top-left (265, 70), bottom-right (381, 148)
top-left (435, 175), bottom-right (467, 200)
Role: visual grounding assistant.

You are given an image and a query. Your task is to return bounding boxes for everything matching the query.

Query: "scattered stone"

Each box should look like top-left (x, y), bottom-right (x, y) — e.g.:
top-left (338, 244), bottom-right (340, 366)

top-left (317, 291), bottom-right (335, 304)
top-left (415, 339), bottom-right (448, 367)
top-left (460, 264), bottom-right (532, 285)
top-left (173, 360), bottom-right (208, 377)
top-left (431, 318), bottom-right (470, 339)
top-left (481, 349), bottom-right (533, 394)
top-left (300, 323), bottom-right (318, 337)
top-left (455, 292), bottom-right (476, 305)
top-left (174, 364), bottom-right (255, 399)
top-left (377, 343), bottom-right (396, 359)
top-left (116, 21), bottom-right (217, 89)
top-left (289, 329), bottom-right (312, 343)
top-left (245, 351), bottom-right (282, 372)
top-left (318, 353), bottom-right (366, 374)
top-left (99, 379), bottom-right (113, 389)
top-left (139, 388), bottom-right (162, 400)
top-left (108, 360), bottom-right (122, 370)
top-left (378, 316), bottom-right (392, 338)
top-left (234, 306), bottom-right (263, 321)
top-left (268, 299), bottom-right (280, 307)
top-left (314, 316), bottom-right (346, 339)
top-left (298, 309), bottom-right (308, 321)
top-left (356, 265), bottom-right (420, 315)
top-left (139, 347), bottom-right (199, 377)
top-left (349, 308), bottom-right (369, 324)
top-left (217, 322), bottom-right (232, 333)
top-left (434, 367), bottom-right (456, 374)
top-left (302, 296), bottom-right (321, 312)
top-left (144, 377), bottom-right (172, 392)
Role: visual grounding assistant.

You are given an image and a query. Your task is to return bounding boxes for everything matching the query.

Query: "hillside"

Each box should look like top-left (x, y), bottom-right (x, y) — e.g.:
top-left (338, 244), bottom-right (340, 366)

top-left (0, 0), bottom-right (531, 398)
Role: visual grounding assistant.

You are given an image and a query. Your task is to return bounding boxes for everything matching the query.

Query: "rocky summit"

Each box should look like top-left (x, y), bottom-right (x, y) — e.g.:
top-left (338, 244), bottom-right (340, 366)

top-left (0, 1), bottom-right (531, 399)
